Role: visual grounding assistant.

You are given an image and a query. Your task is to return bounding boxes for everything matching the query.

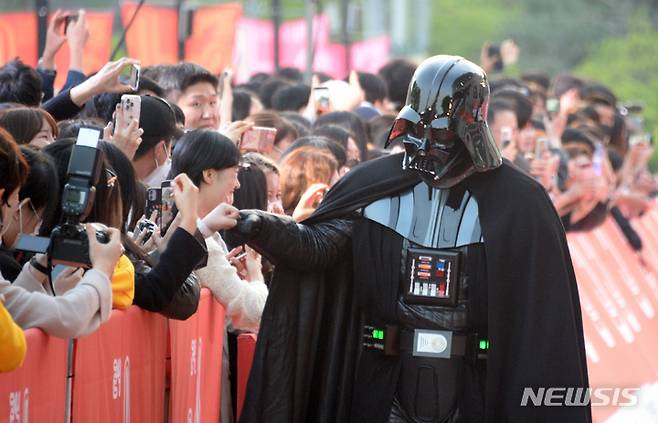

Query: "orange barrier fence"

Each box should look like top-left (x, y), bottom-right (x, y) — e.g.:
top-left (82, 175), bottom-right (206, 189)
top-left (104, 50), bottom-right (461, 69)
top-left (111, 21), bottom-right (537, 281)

top-left (71, 307), bottom-right (167, 423)
top-left (236, 333), bottom-right (257, 421)
top-left (0, 288), bottom-right (224, 423)
top-left (169, 289), bottom-right (224, 423)
top-left (567, 206), bottom-right (658, 422)
top-left (0, 330), bottom-right (67, 422)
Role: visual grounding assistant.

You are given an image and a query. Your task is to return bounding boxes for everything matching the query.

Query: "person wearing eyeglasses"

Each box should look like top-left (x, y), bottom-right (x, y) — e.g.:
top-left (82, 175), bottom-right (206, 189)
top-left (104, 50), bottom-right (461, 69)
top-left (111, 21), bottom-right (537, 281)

top-left (0, 147), bottom-right (58, 281)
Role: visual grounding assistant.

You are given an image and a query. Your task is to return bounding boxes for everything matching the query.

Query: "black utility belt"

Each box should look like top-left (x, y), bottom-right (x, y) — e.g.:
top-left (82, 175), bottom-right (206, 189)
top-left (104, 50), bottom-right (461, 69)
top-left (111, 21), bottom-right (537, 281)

top-left (363, 324), bottom-right (488, 361)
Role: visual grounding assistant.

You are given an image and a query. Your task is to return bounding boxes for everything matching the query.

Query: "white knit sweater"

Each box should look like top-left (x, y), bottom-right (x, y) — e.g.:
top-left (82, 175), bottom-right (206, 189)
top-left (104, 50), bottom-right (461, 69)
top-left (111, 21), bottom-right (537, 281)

top-left (196, 234), bottom-right (268, 333)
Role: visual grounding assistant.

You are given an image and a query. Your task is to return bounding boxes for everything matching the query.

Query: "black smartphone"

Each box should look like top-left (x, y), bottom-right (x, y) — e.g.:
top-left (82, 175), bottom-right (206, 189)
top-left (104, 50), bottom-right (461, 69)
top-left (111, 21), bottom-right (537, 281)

top-left (145, 187), bottom-right (162, 226)
top-left (487, 44), bottom-right (503, 72)
top-left (138, 220), bottom-right (157, 243)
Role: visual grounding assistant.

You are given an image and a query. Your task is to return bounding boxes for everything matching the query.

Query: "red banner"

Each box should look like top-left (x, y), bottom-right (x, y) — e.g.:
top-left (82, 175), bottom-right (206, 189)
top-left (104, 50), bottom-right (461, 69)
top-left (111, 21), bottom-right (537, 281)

top-left (185, 3), bottom-right (242, 74)
top-left (53, 11), bottom-right (114, 91)
top-left (169, 289), bottom-right (225, 423)
top-left (121, 3), bottom-right (178, 66)
top-left (236, 333), bottom-right (257, 421)
top-left (0, 329), bottom-right (67, 423)
top-left (71, 307), bottom-right (167, 423)
top-left (0, 12), bottom-right (38, 67)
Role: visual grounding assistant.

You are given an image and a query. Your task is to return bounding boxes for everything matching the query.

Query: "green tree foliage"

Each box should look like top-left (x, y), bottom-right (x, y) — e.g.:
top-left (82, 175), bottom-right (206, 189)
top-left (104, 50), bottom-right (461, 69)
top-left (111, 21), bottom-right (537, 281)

top-left (576, 11), bottom-right (658, 168)
top-left (429, 0), bottom-right (521, 62)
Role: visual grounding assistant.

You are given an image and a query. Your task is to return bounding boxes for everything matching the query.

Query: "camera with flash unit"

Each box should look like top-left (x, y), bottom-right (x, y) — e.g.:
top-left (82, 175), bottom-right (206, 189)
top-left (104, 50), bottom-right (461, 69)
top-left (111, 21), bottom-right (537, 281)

top-left (49, 127), bottom-right (110, 268)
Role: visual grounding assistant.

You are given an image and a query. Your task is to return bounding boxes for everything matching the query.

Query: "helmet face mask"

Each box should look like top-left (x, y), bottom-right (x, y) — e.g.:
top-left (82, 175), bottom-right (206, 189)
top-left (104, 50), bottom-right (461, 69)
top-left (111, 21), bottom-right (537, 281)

top-left (387, 55), bottom-right (502, 188)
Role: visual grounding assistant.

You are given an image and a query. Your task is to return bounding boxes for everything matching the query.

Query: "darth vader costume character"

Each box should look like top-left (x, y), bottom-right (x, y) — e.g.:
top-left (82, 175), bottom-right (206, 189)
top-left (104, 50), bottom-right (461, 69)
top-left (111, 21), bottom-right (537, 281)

top-left (231, 56), bottom-right (591, 422)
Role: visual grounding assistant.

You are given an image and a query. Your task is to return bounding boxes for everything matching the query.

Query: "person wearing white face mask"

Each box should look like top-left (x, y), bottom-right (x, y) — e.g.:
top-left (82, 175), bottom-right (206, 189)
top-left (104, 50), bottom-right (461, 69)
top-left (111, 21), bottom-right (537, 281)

top-left (0, 147), bottom-right (58, 281)
top-left (0, 128), bottom-right (123, 339)
top-left (129, 96), bottom-right (183, 187)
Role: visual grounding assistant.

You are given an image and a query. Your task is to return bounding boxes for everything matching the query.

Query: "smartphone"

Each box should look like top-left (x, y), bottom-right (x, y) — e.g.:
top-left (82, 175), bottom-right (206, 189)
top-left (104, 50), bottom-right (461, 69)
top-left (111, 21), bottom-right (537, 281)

top-left (119, 64), bottom-right (140, 91)
top-left (629, 133), bottom-right (650, 147)
top-left (145, 187), bottom-right (162, 224)
top-left (160, 180), bottom-right (176, 236)
top-left (546, 98), bottom-right (560, 114)
top-left (535, 137), bottom-right (549, 159)
top-left (51, 264), bottom-right (68, 282)
top-left (487, 44), bottom-right (504, 72)
top-left (120, 94), bottom-right (141, 126)
top-left (240, 127), bottom-right (277, 154)
top-left (138, 220), bottom-right (157, 243)
top-left (313, 87), bottom-right (331, 115)
top-left (63, 14), bottom-right (78, 34)
top-left (13, 234), bottom-right (50, 254)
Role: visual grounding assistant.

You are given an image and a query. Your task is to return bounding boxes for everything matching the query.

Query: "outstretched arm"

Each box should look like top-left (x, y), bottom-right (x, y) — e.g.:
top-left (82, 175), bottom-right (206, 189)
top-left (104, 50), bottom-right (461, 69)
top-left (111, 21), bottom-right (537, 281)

top-left (226, 210), bottom-right (353, 272)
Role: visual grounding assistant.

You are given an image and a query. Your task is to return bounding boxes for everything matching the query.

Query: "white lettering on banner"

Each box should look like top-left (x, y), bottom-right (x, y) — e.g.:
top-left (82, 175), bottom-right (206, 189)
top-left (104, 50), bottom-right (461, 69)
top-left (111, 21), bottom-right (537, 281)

top-left (112, 356), bottom-right (131, 422)
top-left (8, 388), bottom-right (28, 423)
top-left (9, 391), bottom-right (19, 423)
top-left (124, 357), bottom-right (130, 423)
top-left (195, 338), bottom-right (202, 423)
top-left (22, 388), bottom-right (28, 423)
top-left (112, 358), bottom-right (122, 400)
top-left (188, 337), bottom-right (203, 423)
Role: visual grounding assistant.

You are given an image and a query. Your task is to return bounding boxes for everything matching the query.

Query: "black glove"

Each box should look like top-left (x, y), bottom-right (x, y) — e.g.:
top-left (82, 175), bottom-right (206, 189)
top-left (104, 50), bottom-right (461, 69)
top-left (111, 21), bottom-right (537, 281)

top-left (224, 210), bottom-right (263, 247)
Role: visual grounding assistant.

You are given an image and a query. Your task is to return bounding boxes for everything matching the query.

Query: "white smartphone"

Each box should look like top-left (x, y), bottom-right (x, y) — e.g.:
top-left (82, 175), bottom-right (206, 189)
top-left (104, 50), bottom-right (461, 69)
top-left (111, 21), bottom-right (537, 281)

top-left (119, 64), bottom-right (140, 91)
top-left (120, 94), bottom-right (141, 129)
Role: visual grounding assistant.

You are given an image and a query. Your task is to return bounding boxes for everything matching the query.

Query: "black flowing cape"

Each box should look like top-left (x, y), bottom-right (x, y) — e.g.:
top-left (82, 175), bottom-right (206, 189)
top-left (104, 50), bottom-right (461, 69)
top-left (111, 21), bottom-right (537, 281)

top-left (239, 153), bottom-right (591, 423)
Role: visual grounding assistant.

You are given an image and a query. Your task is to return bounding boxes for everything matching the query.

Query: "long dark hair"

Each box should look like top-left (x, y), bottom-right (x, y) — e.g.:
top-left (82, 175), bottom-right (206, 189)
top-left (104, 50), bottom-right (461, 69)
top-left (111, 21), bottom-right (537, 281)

top-left (100, 142), bottom-right (145, 231)
top-left (42, 138), bottom-right (123, 232)
top-left (314, 111), bottom-right (369, 161)
top-left (169, 129), bottom-right (240, 186)
top-left (233, 163), bottom-right (267, 211)
top-left (18, 146), bottom-right (59, 235)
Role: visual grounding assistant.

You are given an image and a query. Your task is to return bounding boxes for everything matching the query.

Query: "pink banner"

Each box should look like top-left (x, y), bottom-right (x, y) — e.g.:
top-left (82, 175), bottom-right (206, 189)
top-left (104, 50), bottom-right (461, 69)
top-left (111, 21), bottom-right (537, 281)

top-left (350, 35), bottom-right (392, 74)
top-left (233, 14), bottom-right (390, 82)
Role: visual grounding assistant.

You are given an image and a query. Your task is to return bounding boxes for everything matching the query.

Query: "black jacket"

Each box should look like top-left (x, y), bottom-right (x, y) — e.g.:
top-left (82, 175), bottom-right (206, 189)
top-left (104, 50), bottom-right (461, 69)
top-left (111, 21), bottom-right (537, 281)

top-left (238, 153), bottom-right (591, 423)
top-left (131, 227), bottom-right (206, 318)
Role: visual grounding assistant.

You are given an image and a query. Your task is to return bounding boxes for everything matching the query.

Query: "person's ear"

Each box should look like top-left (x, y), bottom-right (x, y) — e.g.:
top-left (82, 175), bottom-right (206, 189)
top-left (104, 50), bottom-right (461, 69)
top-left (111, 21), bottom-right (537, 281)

top-left (152, 140), bottom-right (166, 164)
top-left (202, 169), bottom-right (214, 185)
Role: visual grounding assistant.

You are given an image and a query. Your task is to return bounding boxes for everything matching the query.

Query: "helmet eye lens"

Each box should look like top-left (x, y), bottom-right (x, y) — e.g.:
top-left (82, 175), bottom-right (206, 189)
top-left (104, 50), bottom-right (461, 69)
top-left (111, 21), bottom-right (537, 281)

top-left (430, 128), bottom-right (457, 149)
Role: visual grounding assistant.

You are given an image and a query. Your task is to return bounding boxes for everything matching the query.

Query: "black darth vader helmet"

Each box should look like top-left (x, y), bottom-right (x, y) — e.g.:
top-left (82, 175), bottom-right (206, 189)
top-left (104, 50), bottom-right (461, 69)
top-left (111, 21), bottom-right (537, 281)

top-left (386, 55), bottom-right (502, 188)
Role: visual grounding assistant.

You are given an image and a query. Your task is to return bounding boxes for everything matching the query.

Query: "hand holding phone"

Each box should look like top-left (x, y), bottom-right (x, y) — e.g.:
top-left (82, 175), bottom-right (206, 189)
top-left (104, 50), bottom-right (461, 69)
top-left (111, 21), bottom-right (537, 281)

top-left (119, 64), bottom-right (140, 91)
top-left (160, 180), bottom-right (177, 236)
top-left (107, 95), bottom-right (143, 159)
top-left (239, 127), bottom-right (277, 154)
top-left (534, 137), bottom-right (549, 160)
top-left (313, 87), bottom-right (331, 115)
